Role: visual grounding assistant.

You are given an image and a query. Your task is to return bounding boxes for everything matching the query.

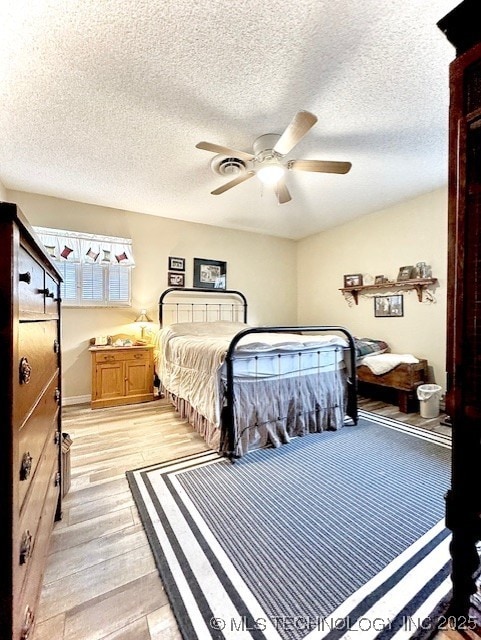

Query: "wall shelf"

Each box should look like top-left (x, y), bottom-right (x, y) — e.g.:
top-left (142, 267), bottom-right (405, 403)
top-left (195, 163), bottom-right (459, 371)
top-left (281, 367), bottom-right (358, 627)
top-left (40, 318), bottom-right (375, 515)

top-left (340, 277), bottom-right (438, 305)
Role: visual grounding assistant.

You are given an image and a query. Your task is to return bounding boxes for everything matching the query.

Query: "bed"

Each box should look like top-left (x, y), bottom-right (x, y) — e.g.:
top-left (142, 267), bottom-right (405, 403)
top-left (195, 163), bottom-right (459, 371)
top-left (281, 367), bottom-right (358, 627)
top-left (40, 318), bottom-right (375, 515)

top-left (155, 288), bottom-right (358, 459)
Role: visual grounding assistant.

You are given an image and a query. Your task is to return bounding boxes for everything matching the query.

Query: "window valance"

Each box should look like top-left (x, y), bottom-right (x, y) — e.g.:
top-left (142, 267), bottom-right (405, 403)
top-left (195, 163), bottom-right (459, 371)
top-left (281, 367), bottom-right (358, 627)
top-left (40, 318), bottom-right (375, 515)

top-left (33, 227), bottom-right (135, 266)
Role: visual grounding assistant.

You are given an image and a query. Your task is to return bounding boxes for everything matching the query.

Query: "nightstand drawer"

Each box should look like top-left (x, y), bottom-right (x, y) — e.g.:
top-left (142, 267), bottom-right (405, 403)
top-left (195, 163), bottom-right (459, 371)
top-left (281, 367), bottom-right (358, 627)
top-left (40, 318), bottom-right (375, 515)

top-left (94, 348), bottom-right (150, 363)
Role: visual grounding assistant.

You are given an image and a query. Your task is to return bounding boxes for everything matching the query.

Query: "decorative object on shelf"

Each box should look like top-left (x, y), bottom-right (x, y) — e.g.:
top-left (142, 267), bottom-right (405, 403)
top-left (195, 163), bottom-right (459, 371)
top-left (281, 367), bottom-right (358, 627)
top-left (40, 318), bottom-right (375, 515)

top-left (343, 273), bottom-right (363, 288)
top-left (397, 265), bottom-right (414, 281)
top-left (374, 295), bottom-right (404, 317)
top-left (414, 261), bottom-right (432, 279)
top-left (135, 309), bottom-right (153, 338)
top-left (193, 258), bottom-right (227, 289)
top-left (168, 272), bottom-right (185, 287)
top-left (374, 275), bottom-right (387, 284)
top-left (168, 256), bottom-right (185, 271)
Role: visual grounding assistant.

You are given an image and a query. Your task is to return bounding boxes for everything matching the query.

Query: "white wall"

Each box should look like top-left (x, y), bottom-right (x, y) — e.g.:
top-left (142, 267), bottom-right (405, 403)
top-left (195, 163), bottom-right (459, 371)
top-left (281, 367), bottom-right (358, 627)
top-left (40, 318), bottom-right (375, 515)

top-left (297, 188), bottom-right (448, 387)
top-left (10, 191), bottom-right (297, 401)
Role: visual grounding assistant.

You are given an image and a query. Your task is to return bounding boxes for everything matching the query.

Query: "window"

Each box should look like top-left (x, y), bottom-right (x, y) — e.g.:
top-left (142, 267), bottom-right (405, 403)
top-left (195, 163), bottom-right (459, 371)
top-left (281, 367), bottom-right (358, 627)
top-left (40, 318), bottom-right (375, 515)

top-left (34, 227), bottom-right (134, 307)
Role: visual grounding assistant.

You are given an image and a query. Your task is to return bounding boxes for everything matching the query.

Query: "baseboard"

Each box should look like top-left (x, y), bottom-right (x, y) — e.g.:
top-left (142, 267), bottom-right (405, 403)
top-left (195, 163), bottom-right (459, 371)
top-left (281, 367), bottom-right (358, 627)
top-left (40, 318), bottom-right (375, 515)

top-left (62, 394), bottom-right (90, 406)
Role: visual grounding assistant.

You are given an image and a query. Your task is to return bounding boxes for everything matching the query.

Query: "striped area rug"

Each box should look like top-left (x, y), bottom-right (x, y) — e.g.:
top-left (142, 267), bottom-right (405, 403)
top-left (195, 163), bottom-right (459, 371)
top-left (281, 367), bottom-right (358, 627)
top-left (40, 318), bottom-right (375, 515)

top-left (127, 410), bottom-right (452, 640)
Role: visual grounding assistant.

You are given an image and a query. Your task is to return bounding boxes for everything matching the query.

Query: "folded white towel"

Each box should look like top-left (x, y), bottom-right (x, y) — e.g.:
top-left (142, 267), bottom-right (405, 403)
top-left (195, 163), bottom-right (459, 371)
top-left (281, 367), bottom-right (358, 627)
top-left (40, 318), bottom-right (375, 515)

top-left (359, 353), bottom-right (419, 375)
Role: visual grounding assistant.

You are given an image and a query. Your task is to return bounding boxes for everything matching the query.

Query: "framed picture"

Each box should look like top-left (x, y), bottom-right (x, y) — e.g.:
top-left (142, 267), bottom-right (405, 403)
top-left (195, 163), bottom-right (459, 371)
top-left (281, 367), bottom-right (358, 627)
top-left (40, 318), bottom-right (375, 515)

top-left (168, 271), bottom-right (185, 287)
top-left (374, 295), bottom-right (404, 317)
top-left (193, 258), bottom-right (227, 289)
top-left (374, 275), bottom-right (386, 284)
top-left (397, 265), bottom-right (414, 281)
top-left (343, 273), bottom-right (363, 288)
top-left (168, 256), bottom-right (185, 272)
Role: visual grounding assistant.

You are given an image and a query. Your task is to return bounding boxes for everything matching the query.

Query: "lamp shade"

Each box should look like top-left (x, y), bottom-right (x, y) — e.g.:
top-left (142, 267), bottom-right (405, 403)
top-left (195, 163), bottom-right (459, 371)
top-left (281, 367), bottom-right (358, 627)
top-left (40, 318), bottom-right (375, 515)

top-left (135, 309), bottom-right (153, 323)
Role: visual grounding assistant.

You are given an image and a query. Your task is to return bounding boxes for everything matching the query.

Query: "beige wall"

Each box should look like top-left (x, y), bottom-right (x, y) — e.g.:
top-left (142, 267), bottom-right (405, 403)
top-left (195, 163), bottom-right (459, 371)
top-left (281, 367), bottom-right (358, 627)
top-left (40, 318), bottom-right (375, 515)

top-left (297, 188), bottom-right (448, 388)
top-left (8, 188), bottom-right (448, 400)
top-left (10, 191), bottom-right (297, 401)
top-left (0, 180), bottom-right (7, 201)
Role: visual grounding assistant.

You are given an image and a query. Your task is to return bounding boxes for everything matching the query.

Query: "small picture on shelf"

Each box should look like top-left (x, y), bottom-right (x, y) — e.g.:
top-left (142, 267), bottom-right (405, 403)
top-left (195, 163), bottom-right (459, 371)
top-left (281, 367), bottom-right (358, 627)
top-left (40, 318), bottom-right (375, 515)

top-left (397, 265), bottom-right (414, 281)
top-left (343, 273), bottom-right (363, 288)
top-left (374, 275), bottom-right (386, 285)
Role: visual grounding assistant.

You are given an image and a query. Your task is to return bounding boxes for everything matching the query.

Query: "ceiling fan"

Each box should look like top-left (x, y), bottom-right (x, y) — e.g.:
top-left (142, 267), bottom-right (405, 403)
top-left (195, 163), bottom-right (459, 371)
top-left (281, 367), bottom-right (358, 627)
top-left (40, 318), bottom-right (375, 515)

top-left (195, 110), bottom-right (351, 205)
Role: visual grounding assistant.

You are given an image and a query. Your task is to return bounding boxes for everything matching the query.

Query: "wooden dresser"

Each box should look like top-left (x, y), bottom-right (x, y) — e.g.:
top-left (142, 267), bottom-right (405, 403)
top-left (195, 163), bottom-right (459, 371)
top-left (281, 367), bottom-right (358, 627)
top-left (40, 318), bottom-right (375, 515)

top-left (0, 202), bottom-right (63, 640)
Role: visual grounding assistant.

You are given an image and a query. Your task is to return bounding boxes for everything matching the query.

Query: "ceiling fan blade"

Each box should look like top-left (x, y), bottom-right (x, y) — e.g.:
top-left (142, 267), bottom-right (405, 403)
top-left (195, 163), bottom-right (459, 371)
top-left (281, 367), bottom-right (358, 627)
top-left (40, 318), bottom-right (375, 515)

top-left (273, 111), bottom-right (318, 156)
top-left (288, 159), bottom-right (352, 174)
top-left (211, 171), bottom-right (255, 195)
top-left (196, 141), bottom-right (254, 162)
top-left (276, 179), bottom-right (291, 204)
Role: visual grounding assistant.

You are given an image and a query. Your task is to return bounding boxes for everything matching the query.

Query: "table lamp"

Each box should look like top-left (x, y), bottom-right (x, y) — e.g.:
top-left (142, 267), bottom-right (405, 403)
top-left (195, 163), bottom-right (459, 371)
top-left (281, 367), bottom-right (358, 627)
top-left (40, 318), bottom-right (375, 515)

top-left (135, 309), bottom-right (153, 339)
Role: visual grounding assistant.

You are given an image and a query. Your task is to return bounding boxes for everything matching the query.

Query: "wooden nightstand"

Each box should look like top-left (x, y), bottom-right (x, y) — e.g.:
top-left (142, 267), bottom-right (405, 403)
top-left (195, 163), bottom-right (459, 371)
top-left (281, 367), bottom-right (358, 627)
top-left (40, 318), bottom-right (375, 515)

top-left (90, 344), bottom-right (155, 409)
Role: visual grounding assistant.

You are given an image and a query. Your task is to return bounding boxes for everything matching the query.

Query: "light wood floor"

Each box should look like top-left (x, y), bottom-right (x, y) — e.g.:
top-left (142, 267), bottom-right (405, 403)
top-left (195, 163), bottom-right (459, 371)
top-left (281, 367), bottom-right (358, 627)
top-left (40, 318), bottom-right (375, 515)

top-left (31, 397), bottom-right (479, 640)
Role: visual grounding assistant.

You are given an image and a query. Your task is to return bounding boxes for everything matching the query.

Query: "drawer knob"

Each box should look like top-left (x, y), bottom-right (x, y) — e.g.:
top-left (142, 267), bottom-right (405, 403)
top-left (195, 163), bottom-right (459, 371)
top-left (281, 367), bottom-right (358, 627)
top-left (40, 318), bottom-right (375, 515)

top-left (134, 353), bottom-right (143, 359)
top-left (19, 529), bottom-right (32, 565)
top-left (20, 605), bottom-right (35, 640)
top-left (20, 452), bottom-right (33, 481)
top-left (19, 271), bottom-right (32, 284)
top-left (19, 357), bottom-right (32, 384)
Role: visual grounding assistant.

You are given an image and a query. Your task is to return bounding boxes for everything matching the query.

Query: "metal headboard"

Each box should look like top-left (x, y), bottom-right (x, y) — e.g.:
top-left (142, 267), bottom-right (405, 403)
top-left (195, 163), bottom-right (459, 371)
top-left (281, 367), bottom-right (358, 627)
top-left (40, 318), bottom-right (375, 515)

top-left (158, 287), bottom-right (248, 326)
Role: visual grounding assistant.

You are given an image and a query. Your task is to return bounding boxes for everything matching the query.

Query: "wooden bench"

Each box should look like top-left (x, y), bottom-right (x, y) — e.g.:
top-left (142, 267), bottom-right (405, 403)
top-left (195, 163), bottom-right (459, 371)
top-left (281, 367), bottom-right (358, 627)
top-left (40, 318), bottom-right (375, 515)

top-left (357, 358), bottom-right (429, 413)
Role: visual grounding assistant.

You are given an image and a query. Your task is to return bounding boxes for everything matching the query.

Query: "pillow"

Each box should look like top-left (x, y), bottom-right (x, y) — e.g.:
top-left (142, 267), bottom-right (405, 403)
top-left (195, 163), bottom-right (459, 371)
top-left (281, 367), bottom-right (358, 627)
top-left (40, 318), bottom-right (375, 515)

top-left (165, 321), bottom-right (249, 337)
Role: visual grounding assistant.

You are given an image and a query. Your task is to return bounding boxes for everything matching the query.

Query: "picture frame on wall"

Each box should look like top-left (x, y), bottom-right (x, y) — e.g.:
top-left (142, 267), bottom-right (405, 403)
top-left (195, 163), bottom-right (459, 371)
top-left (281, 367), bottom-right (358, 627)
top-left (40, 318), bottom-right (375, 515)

top-left (168, 256), bottom-right (185, 271)
top-left (193, 258), bottom-right (227, 289)
top-left (374, 294), bottom-right (404, 317)
top-left (168, 271), bottom-right (185, 287)
top-left (343, 273), bottom-right (363, 288)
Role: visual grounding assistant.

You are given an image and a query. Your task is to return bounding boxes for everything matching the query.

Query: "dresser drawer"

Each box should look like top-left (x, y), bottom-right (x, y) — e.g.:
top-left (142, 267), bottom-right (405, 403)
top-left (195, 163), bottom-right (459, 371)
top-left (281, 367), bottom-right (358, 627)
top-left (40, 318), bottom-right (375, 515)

top-left (44, 272), bottom-right (60, 319)
top-left (94, 348), bottom-right (150, 363)
top-left (15, 321), bottom-right (60, 428)
top-left (18, 246), bottom-right (46, 318)
top-left (17, 377), bottom-right (60, 514)
top-left (15, 449), bottom-right (60, 595)
top-left (14, 459), bottom-right (60, 640)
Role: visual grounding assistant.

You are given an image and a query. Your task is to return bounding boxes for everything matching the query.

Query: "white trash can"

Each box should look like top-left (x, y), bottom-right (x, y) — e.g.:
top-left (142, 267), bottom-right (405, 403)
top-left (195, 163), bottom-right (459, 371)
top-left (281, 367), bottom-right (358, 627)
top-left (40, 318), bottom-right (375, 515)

top-left (417, 384), bottom-right (442, 419)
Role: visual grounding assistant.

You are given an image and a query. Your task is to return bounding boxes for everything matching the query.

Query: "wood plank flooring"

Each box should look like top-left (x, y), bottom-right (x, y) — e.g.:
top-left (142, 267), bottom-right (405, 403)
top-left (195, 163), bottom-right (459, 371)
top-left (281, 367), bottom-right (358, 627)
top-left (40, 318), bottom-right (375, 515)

top-left (31, 397), bottom-right (479, 640)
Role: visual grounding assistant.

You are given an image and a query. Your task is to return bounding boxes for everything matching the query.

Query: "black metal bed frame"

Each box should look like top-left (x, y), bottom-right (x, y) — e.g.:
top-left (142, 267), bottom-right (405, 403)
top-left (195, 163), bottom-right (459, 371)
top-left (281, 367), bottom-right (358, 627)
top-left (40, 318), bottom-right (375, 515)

top-left (158, 287), bottom-right (358, 459)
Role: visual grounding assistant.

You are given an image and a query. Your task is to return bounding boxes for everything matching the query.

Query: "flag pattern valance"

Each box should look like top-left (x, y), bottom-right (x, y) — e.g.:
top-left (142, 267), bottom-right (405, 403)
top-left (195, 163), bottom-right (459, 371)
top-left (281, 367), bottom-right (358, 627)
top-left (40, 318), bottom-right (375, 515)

top-left (34, 227), bottom-right (135, 266)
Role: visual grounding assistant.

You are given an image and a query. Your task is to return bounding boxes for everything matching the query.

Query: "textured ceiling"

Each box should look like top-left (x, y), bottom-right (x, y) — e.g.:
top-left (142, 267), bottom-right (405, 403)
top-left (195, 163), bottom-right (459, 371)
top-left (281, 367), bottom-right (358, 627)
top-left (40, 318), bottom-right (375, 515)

top-left (0, 0), bottom-right (458, 240)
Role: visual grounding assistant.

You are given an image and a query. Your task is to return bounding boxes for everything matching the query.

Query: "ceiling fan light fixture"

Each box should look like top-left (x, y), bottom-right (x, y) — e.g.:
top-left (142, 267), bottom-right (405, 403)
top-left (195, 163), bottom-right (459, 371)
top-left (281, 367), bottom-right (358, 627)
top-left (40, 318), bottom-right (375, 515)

top-left (256, 163), bottom-right (286, 185)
